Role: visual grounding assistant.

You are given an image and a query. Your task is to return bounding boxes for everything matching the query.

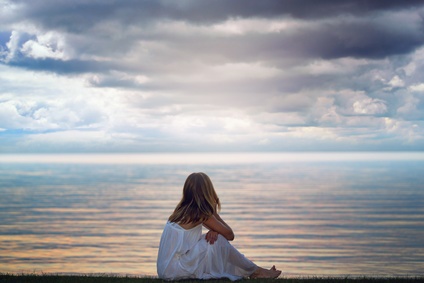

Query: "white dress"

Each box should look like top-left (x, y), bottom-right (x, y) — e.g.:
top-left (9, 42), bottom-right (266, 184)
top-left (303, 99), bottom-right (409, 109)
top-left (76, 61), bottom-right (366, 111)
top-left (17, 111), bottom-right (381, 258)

top-left (157, 221), bottom-right (257, 281)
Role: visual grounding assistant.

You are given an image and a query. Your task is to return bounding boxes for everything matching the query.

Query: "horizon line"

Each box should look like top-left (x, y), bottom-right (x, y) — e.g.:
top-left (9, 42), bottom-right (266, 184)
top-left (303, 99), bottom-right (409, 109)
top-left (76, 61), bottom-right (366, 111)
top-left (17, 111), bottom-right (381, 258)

top-left (1, 151), bottom-right (424, 164)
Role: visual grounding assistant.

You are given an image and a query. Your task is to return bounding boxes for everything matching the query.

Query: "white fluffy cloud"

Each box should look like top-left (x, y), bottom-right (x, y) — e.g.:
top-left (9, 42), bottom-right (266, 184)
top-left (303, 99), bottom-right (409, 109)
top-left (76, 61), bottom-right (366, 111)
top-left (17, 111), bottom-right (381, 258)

top-left (20, 32), bottom-right (68, 60)
top-left (352, 96), bottom-right (387, 115)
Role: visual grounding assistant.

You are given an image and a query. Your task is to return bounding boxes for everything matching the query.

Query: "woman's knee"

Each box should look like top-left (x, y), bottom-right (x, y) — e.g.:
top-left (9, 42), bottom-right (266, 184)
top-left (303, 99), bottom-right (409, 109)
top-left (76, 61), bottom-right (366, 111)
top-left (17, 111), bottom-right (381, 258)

top-left (216, 234), bottom-right (230, 246)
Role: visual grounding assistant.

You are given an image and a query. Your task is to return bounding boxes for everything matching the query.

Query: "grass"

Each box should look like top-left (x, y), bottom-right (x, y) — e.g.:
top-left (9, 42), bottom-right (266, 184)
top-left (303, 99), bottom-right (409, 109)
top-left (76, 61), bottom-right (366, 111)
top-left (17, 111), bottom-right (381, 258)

top-left (1, 274), bottom-right (423, 283)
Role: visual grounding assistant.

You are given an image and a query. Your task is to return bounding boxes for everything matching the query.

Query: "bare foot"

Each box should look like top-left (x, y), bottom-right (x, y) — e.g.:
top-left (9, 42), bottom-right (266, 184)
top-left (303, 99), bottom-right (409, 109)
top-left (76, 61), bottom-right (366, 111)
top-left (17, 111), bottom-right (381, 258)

top-left (250, 266), bottom-right (281, 279)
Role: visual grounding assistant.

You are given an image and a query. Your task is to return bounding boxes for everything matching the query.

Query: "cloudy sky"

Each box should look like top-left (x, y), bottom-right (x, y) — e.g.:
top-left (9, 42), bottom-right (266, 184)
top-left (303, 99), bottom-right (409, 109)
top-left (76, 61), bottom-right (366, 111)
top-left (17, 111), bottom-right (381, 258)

top-left (1, 0), bottom-right (424, 152)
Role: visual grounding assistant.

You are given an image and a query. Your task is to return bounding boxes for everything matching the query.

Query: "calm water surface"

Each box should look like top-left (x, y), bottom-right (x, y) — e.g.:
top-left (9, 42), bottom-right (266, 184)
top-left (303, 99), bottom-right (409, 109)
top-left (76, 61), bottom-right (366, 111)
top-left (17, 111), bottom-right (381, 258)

top-left (0, 153), bottom-right (423, 276)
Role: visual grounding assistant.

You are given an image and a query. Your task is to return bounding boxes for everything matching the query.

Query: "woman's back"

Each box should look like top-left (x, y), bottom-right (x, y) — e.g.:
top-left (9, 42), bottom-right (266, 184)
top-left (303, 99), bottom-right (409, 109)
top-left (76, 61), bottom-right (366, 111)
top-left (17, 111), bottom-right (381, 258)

top-left (157, 222), bottom-right (202, 279)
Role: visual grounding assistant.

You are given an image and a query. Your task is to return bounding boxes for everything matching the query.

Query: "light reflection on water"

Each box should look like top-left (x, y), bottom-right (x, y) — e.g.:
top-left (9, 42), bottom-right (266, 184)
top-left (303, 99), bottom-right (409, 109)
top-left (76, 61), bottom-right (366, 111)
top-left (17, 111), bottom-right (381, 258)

top-left (0, 153), bottom-right (423, 276)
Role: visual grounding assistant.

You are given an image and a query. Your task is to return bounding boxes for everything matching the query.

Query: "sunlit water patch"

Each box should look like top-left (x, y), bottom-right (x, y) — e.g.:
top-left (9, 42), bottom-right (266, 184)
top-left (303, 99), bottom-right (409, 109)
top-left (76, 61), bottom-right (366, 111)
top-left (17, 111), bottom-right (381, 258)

top-left (0, 153), bottom-right (423, 276)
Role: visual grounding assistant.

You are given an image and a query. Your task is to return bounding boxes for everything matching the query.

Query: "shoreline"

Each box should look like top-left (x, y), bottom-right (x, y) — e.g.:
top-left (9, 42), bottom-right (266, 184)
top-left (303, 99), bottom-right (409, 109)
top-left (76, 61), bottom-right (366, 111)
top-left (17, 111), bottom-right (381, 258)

top-left (1, 274), bottom-right (424, 283)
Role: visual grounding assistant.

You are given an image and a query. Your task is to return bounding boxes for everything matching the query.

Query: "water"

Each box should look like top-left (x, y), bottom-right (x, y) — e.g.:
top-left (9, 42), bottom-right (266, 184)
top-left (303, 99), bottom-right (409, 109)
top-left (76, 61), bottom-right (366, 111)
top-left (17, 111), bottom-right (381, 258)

top-left (0, 153), bottom-right (423, 277)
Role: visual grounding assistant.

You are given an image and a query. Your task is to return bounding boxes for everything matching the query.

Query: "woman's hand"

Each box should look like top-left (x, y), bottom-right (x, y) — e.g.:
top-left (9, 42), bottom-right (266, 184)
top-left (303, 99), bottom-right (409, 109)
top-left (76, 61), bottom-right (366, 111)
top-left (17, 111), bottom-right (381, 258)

top-left (205, 230), bottom-right (219, 245)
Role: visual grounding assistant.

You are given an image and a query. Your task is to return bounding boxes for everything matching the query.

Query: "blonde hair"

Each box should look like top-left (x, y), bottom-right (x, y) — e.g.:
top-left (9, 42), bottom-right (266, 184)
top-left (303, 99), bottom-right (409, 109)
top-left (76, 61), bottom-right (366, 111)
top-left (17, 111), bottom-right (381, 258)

top-left (169, 172), bottom-right (221, 224)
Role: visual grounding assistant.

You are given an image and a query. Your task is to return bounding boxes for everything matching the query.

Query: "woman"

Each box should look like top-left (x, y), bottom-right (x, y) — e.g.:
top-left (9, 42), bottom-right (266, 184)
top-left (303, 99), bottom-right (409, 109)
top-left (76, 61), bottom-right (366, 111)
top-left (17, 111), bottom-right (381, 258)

top-left (157, 172), bottom-right (282, 280)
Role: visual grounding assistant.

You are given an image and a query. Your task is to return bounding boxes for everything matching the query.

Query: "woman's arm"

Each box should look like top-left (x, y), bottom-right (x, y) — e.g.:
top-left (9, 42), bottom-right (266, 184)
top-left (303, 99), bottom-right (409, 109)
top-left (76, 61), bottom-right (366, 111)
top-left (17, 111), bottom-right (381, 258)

top-left (203, 213), bottom-right (234, 241)
top-left (213, 212), bottom-right (232, 233)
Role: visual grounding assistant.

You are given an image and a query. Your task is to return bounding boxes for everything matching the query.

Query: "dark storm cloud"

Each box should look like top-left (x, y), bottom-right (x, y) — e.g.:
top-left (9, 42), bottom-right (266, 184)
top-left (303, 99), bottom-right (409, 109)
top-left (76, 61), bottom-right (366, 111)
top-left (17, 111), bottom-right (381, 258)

top-left (143, 17), bottom-right (424, 73)
top-left (4, 17), bottom-right (423, 76)
top-left (14, 0), bottom-right (424, 29)
top-left (183, 0), bottom-right (424, 22)
top-left (3, 0), bottom-right (423, 75)
top-left (293, 19), bottom-right (424, 59)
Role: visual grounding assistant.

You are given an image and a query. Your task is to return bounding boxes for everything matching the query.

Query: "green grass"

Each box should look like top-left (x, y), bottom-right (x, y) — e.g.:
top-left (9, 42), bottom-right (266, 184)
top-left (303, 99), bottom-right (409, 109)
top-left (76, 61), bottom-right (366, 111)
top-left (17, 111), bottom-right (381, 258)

top-left (1, 274), bottom-right (423, 283)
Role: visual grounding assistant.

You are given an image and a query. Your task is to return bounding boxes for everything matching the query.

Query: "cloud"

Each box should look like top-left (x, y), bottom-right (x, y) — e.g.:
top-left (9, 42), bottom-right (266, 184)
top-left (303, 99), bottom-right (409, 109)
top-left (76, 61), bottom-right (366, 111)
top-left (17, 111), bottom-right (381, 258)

top-left (409, 84), bottom-right (424, 92)
top-left (12, 0), bottom-right (424, 29)
top-left (1, 0), bottom-right (424, 152)
top-left (20, 31), bottom-right (68, 60)
top-left (352, 97), bottom-right (387, 115)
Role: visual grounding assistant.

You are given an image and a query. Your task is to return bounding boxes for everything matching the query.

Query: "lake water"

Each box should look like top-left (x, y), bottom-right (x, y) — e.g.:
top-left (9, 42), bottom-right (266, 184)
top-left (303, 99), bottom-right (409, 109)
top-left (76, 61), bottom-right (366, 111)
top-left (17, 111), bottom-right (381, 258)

top-left (1, 152), bottom-right (423, 277)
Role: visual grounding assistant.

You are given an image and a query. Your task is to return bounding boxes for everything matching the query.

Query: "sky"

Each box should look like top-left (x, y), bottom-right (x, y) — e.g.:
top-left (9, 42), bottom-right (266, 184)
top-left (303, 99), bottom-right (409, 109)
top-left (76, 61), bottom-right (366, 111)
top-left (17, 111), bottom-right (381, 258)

top-left (1, 0), bottom-right (424, 153)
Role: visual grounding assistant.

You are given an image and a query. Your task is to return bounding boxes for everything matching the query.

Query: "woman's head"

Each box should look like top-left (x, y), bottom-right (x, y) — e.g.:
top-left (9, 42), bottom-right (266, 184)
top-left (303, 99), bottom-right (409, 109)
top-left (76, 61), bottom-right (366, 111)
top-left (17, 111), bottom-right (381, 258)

top-left (169, 172), bottom-right (221, 224)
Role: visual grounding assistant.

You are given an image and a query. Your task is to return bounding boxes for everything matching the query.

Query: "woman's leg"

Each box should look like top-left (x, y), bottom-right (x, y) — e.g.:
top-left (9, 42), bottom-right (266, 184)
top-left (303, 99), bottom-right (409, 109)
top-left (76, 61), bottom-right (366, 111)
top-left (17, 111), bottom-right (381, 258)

top-left (206, 235), bottom-right (281, 279)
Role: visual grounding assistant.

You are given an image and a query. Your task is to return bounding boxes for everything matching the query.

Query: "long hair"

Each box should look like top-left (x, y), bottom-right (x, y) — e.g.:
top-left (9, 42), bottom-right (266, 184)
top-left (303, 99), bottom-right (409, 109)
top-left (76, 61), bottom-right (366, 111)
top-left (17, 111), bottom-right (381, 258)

top-left (169, 172), bottom-right (221, 224)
